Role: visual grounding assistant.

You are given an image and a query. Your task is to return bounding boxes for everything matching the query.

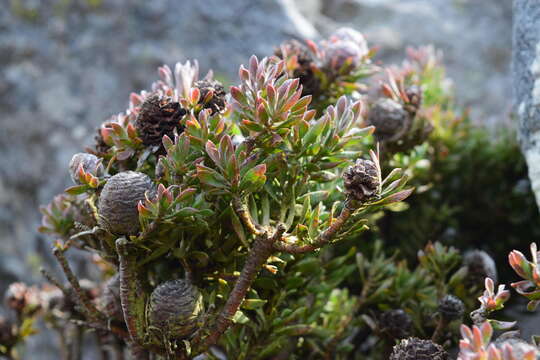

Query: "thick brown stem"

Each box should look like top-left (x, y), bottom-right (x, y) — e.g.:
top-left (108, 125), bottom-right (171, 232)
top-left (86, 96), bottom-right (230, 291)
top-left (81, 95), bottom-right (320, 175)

top-left (51, 249), bottom-right (129, 340)
top-left (116, 238), bottom-right (147, 348)
top-left (201, 225), bottom-right (285, 348)
top-left (273, 206), bottom-right (352, 254)
top-left (232, 197), bottom-right (264, 236)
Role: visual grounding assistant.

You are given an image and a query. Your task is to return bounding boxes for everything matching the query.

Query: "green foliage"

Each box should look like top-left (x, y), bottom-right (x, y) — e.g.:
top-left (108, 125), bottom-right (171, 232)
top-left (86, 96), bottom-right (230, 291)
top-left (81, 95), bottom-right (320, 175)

top-left (375, 48), bottom-right (540, 275)
top-left (6, 29), bottom-right (540, 360)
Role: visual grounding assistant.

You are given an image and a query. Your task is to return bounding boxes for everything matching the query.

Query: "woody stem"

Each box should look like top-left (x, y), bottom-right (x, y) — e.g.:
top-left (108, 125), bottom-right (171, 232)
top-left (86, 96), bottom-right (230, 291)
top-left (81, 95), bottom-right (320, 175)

top-left (200, 225), bottom-right (285, 348)
top-left (273, 206), bottom-right (352, 254)
top-left (116, 238), bottom-right (148, 357)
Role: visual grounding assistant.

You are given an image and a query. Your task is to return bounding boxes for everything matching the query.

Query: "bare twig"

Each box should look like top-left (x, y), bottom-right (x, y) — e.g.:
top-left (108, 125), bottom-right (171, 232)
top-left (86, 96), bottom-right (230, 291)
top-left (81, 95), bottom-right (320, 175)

top-left (40, 267), bottom-right (68, 295)
top-left (70, 319), bottom-right (129, 340)
top-left (52, 248), bottom-right (105, 323)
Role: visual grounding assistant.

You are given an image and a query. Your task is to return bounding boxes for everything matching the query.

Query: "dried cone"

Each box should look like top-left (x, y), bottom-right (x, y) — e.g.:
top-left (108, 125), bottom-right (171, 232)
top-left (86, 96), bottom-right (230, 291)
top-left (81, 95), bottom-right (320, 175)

top-left (135, 94), bottom-right (186, 149)
top-left (147, 279), bottom-right (203, 340)
top-left (379, 309), bottom-right (413, 339)
top-left (98, 171), bottom-right (154, 235)
top-left (194, 79), bottom-right (227, 115)
top-left (68, 153), bottom-right (103, 184)
top-left (367, 98), bottom-right (410, 143)
top-left (275, 39), bottom-right (320, 97)
top-left (342, 159), bottom-right (380, 202)
top-left (438, 295), bottom-right (464, 321)
top-left (97, 274), bottom-right (123, 321)
top-left (390, 337), bottom-right (448, 360)
top-left (330, 28), bottom-right (369, 57)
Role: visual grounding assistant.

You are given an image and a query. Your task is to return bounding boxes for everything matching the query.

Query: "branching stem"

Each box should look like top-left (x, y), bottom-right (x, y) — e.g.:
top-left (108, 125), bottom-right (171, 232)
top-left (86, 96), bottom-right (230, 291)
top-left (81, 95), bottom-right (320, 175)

top-left (52, 247), bottom-right (104, 323)
top-left (197, 197), bottom-right (352, 351)
top-left (200, 225), bottom-right (285, 348)
top-left (233, 196), bottom-right (264, 236)
top-left (273, 206), bottom-right (352, 254)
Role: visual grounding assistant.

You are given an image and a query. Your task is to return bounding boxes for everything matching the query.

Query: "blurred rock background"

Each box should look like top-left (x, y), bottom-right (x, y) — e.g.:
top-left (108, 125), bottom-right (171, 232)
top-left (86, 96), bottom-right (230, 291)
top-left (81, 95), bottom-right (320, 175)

top-left (0, 0), bottom-right (512, 357)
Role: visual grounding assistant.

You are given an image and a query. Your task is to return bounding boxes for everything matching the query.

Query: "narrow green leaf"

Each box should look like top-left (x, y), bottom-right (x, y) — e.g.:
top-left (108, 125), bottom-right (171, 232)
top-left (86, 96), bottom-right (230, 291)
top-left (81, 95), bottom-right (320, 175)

top-left (261, 194), bottom-right (270, 226)
top-left (65, 185), bottom-right (89, 195)
top-left (241, 298), bottom-right (267, 310)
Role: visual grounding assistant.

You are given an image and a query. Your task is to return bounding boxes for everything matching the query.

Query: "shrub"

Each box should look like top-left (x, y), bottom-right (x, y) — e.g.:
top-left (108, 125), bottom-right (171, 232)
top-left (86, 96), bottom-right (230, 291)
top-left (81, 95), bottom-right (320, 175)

top-left (2, 29), bottom-right (539, 360)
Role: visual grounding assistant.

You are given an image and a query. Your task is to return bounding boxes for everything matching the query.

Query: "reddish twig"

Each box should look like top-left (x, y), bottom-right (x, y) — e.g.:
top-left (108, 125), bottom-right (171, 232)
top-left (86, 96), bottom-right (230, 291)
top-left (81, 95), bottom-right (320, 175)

top-left (200, 225), bottom-right (286, 348)
top-left (115, 238), bottom-right (147, 349)
top-left (40, 267), bottom-right (68, 294)
top-left (232, 196), bottom-right (265, 236)
top-left (273, 206), bottom-right (352, 254)
top-left (196, 199), bottom-right (352, 351)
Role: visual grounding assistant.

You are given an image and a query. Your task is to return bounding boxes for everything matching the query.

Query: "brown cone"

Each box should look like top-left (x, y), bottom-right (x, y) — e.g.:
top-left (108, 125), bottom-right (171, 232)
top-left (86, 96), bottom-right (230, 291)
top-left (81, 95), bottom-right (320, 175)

top-left (367, 98), bottom-right (410, 143)
top-left (342, 159), bottom-right (379, 202)
top-left (390, 337), bottom-right (448, 360)
top-left (135, 94), bottom-right (186, 149)
top-left (194, 79), bottom-right (227, 115)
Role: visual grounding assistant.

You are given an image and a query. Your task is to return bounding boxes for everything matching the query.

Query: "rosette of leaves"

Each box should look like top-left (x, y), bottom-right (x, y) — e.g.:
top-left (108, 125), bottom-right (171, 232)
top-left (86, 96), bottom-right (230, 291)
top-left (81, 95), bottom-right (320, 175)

top-left (509, 243), bottom-right (540, 311)
top-left (38, 195), bottom-right (77, 238)
top-left (458, 322), bottom-right (539, 360)
top-left (468, 277), bottom-right (515, 332)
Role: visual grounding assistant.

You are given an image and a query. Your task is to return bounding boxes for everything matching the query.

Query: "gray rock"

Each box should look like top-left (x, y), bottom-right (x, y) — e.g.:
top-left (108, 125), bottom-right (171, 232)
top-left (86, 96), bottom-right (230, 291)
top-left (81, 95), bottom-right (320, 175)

top-left (0, 1), bottom-right (315, 358)
top-left (297, 0), bottom-right (512, 128)
top-left (514, 0), bottom-right (540, 208)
